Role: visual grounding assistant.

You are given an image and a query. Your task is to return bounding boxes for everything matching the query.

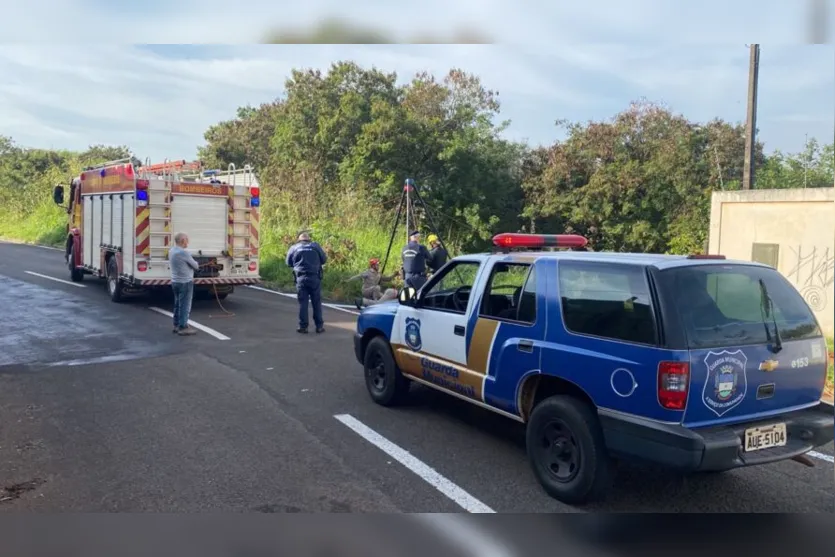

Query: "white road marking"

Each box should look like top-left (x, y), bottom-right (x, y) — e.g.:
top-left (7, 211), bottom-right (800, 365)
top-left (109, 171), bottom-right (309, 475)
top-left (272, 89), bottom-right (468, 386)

top-left (0, 241), bottom-right (62, 251)
top-left (334, 414), bottom-right (495, 513)
top-left (148, 307), bottom-right (231, 340)
top-left (808, 450), bottom-right (834, 463)
top-left (248, 284), bottom-right (360, 315)
top-left (24, 271), bottom-right (86, 288)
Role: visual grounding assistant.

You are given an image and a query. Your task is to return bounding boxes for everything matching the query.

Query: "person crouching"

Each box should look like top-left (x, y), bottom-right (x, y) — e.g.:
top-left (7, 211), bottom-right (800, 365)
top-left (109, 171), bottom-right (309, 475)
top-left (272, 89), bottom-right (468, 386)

top-left (349, 258), bottom-right (398, 310)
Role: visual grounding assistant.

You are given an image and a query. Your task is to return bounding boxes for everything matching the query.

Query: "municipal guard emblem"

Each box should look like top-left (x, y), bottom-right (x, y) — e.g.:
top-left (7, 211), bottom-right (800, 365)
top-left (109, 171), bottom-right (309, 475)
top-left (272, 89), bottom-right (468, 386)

top-left (702, 350), bottom-right (748, 417)
top-left (404, 317), bottom-right (422, 351)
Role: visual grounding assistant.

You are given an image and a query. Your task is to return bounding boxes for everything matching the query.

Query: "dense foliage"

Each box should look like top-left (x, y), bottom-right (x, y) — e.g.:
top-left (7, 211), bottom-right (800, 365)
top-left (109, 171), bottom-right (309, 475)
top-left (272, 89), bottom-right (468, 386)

top-left (1, 61), bottom-right (833, 298)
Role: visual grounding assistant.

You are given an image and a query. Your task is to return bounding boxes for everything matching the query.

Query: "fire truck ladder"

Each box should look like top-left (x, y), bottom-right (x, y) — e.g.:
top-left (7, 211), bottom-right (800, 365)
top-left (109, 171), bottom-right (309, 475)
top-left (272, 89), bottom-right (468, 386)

top-left (84, 158), bottom-right (134, 171)
top-left (140, 158), bottom-right (177, 258)
top-left (227, 164), bottom-right (256, 260)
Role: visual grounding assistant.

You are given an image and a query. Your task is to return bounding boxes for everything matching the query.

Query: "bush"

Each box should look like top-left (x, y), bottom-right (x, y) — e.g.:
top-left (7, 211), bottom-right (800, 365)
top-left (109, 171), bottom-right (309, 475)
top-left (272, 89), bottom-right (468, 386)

top-left (0, 201), bottom-right (65, 247)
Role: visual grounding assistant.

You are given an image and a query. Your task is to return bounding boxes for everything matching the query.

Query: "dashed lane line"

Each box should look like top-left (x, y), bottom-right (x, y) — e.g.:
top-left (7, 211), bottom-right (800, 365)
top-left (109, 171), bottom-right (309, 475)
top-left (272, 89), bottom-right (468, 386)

top-left (334, 413), bottom-right (495, 513)
top-left (148, 307), bottom-right (231, 340)
top-left (808, 450), bottom-right (834, 464)
top-left (24, 271), bottom-right (86, 288)
top-left (248, 285), bottom-right (360, 316)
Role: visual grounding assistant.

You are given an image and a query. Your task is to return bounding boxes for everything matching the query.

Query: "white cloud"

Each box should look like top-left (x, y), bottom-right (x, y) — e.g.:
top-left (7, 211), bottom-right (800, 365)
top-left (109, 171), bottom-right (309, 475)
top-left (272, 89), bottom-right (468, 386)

top-left (0, 11), bottom-right (832, 161)
top-left (3, 0), bottom-right (832, 43)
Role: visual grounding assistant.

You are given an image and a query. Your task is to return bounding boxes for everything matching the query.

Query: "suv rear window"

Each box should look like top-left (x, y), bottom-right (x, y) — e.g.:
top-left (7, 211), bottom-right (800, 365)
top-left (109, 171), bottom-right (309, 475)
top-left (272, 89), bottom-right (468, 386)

top-left (658, 264), bottom-right (822, 349)
top-left (558, 261), bottom-right (657, 345)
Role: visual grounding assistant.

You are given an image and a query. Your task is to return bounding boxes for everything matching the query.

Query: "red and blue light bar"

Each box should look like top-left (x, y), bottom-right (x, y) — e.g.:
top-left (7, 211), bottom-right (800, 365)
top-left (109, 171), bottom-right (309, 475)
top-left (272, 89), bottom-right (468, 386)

top-left (492, 233), bottom-right (588, 250)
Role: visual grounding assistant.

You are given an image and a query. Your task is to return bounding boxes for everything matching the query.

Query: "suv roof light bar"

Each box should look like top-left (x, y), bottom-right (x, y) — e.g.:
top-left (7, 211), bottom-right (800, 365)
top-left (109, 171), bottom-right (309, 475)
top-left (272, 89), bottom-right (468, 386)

top-left (492, 233), bottom-right (588, 252)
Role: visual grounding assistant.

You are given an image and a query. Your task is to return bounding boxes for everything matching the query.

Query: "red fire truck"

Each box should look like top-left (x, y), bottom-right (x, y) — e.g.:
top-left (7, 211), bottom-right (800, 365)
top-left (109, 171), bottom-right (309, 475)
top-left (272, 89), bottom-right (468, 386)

top-left (52, 158), bottom-right (262, 302)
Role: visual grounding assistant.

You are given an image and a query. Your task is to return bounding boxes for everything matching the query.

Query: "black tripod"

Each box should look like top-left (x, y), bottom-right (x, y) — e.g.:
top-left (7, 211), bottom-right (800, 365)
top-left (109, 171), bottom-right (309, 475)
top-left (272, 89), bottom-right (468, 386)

top-left (379, 178), bottom-right (450, 280)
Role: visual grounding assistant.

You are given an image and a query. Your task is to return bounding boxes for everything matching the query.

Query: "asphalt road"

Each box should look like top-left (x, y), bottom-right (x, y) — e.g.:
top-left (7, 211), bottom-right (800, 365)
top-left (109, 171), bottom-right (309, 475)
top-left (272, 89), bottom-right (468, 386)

top-left (1, 241), bottom-right (833, 515)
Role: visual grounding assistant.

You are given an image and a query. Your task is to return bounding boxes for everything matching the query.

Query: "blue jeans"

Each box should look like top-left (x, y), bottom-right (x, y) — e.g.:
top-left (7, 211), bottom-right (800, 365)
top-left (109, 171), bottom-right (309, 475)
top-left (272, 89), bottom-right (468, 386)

top-left (172, 281), bottom-right (194, 329)
top-left (297, 280), bottom-right (324, 329)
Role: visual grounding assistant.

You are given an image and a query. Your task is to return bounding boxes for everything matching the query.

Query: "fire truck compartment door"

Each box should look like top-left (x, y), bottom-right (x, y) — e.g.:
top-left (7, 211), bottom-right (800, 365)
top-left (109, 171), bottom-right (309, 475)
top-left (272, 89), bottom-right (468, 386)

top-left (171, 195), bottom-right (227, 256)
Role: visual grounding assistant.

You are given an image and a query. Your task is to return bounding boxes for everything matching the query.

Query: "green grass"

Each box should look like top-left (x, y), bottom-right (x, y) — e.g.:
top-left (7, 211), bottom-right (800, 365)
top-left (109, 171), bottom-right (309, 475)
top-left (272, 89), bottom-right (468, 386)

top-left (258, 219), bottom-right (405, 302)
top-left (0, 203), bottom-right (65, 248)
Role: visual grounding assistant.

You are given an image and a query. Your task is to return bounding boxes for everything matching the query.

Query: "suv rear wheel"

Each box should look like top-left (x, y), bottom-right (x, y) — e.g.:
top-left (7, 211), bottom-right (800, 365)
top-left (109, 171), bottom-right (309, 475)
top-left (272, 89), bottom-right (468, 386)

top-left (526, 395), bottom-right (612, 505)
top-left (364, 336), bottom-right (410, 406)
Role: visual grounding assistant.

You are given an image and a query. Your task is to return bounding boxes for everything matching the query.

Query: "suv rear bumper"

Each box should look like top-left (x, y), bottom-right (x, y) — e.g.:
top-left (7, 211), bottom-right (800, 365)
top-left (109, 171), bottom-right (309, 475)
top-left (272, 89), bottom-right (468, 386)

top-left (598, 403), bottom-right (834, 472)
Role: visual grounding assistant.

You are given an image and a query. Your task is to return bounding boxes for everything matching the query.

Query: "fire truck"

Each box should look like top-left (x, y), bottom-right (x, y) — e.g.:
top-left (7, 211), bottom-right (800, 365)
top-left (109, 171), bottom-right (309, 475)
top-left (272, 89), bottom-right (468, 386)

top-left (52, 158), bottom-right (262, 302)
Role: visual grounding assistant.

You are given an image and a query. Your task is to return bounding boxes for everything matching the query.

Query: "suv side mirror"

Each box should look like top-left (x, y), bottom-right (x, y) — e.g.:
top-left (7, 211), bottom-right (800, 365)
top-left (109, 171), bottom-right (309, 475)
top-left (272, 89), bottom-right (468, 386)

top-left (399, 286), bottom-right (418, 306)
top-left (52, 185), bottom-right (64, 205)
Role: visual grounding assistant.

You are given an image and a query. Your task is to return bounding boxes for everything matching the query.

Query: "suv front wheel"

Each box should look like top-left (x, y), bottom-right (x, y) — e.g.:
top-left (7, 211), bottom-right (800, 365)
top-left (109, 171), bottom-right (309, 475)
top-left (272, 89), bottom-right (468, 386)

top-left (363, 336), bottom-right (410, 407)
top-left (526, 395), bottom-right (612, 505)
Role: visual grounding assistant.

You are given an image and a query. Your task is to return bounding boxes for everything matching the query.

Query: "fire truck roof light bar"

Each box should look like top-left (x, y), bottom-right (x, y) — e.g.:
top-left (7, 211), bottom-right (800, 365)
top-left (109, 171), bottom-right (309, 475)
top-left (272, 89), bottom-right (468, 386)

top-left (492, 233), bottom-right (588, 250)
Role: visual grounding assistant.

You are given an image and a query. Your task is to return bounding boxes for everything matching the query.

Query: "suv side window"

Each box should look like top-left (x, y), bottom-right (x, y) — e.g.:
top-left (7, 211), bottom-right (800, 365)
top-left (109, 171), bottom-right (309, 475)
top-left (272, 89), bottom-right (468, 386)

top-left (480, 263), bottom-right (536, 324)
top-left (558, 261), bottom-right (657, 345)
top-left (421, 260), bottom-right (481, 314)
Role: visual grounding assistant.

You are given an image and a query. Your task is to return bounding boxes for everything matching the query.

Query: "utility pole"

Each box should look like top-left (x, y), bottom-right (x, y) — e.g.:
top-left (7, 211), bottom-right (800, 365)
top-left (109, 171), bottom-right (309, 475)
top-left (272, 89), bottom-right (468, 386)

top-left (742, 44), bottom-right (760, 190)
top-left (809, 0), bottom-right (829, 43)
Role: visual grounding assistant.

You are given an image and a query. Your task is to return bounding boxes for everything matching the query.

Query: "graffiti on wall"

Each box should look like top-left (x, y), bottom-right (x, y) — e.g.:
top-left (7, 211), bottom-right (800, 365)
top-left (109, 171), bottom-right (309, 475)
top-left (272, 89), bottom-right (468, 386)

top-left (785, 246), bottom-right (834, 313)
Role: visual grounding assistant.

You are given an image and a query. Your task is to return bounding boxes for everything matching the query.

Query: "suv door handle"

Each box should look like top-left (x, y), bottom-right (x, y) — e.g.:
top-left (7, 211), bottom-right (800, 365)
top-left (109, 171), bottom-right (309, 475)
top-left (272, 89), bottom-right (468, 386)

top-left (454, 325), bottom-right (465, 336)
top-left (518, 339), bottom-right (534, 353)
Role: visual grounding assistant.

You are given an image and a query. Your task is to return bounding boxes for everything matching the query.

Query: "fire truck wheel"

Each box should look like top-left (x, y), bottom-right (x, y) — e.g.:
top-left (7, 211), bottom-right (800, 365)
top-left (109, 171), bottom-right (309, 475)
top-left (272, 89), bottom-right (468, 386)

top-left (106, 257), bottom-right (125, 303)
top-left (68, 246), bottom-right (84, 282)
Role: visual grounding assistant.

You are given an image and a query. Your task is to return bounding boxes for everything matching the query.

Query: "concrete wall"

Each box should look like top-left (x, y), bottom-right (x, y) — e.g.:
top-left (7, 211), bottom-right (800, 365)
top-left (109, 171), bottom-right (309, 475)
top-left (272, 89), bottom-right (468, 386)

top-left (708, 188), bottom-right (835, 337)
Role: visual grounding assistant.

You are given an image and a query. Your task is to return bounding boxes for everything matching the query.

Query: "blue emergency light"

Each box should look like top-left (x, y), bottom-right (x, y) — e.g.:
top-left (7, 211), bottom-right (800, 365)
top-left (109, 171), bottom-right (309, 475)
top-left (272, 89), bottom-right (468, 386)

top-left (250, 197), bottom-right (260, 208)
top-left (137, 190), bottom-right (148, 202)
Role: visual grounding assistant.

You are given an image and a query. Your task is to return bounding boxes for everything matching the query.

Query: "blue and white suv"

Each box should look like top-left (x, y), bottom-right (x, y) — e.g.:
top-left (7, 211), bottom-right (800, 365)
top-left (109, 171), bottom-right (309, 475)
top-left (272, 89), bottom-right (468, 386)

top-left (353, 233), bottom-right (834, 504)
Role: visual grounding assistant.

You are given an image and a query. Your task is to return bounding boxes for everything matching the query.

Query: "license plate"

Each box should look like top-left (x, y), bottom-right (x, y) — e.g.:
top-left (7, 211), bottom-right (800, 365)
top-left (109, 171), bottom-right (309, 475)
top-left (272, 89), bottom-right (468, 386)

top-left (744, 423), bottom-right (787, 452)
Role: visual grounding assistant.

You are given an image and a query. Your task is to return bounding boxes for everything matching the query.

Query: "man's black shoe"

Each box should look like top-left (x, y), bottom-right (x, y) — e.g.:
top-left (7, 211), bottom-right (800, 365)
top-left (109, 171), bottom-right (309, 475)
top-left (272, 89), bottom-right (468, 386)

top-left (297, 327), bottom-right (308, 334)
top-left (316, 327), bottom-right (326, 334)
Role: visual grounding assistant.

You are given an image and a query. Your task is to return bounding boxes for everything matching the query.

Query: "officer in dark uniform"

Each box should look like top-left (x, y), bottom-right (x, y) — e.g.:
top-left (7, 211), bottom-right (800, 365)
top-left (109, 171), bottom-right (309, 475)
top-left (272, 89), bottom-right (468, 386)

top-left (285, 231), bottom-right (328, 334)
top-left (401, 230), bottom-right (431, 290)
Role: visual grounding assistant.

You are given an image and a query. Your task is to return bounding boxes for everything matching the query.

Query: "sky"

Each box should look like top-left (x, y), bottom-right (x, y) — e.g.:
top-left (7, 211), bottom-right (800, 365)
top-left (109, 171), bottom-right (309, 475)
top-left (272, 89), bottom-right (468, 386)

top-left (0, 1), bottom-right (832, 162)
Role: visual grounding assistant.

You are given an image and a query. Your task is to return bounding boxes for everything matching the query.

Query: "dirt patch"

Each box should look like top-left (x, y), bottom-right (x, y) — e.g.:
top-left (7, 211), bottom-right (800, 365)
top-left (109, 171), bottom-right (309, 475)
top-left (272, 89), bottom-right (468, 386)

top-left (0, 478), bottom-right (45, 504)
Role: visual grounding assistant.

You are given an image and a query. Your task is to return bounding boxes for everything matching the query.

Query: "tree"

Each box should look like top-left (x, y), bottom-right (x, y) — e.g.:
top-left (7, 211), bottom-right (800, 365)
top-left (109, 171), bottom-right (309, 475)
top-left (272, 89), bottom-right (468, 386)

top-left (522, 101), bottom-right (764, 254)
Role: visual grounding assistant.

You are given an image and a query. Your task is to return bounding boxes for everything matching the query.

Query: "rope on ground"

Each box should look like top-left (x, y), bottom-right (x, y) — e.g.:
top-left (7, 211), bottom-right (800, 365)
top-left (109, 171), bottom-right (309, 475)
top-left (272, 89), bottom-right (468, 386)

top-left (208, 282), bottom-right (235, 319)
top-left (197, 262), bottom-right (235, 319)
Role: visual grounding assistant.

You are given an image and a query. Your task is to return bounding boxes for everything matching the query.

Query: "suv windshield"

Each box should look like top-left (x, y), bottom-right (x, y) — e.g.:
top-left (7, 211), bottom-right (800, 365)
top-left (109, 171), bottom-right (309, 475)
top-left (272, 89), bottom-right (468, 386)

top-left (658, 264), bottom-right (822, 349)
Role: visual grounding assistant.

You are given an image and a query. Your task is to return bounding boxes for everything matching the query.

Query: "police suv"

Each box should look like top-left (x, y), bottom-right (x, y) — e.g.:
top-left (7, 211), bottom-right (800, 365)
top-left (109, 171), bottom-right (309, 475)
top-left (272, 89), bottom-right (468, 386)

top-left (353, 233), bottom-right (834, 505)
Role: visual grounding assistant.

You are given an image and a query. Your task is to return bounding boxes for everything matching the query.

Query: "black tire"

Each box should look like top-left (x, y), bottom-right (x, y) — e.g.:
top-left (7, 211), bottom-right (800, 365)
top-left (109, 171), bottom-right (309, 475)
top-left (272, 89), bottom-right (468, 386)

top-left (68, 245), bottom-right (84, 282)
top-left (216, 293), bottom-right (228, 301)
top-left (526, 395), bottom-right (612, 505)
top-left (106, 256), bottom-right (125, 303)
top-left (363, 336), bottom-right (410, 406)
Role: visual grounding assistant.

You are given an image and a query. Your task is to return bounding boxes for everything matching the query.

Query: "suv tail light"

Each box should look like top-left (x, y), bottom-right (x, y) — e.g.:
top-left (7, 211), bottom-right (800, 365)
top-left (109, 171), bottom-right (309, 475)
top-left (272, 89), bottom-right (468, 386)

top-left (137, 261), bottom-right (148, 272)
top-left (658, 361), bottom-right (689, 410)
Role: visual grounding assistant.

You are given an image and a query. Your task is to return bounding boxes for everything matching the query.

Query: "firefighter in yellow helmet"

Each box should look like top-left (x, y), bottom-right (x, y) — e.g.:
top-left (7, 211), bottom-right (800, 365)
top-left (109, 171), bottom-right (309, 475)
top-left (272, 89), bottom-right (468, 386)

top-left (426, 234), bottom-right (448, 276)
